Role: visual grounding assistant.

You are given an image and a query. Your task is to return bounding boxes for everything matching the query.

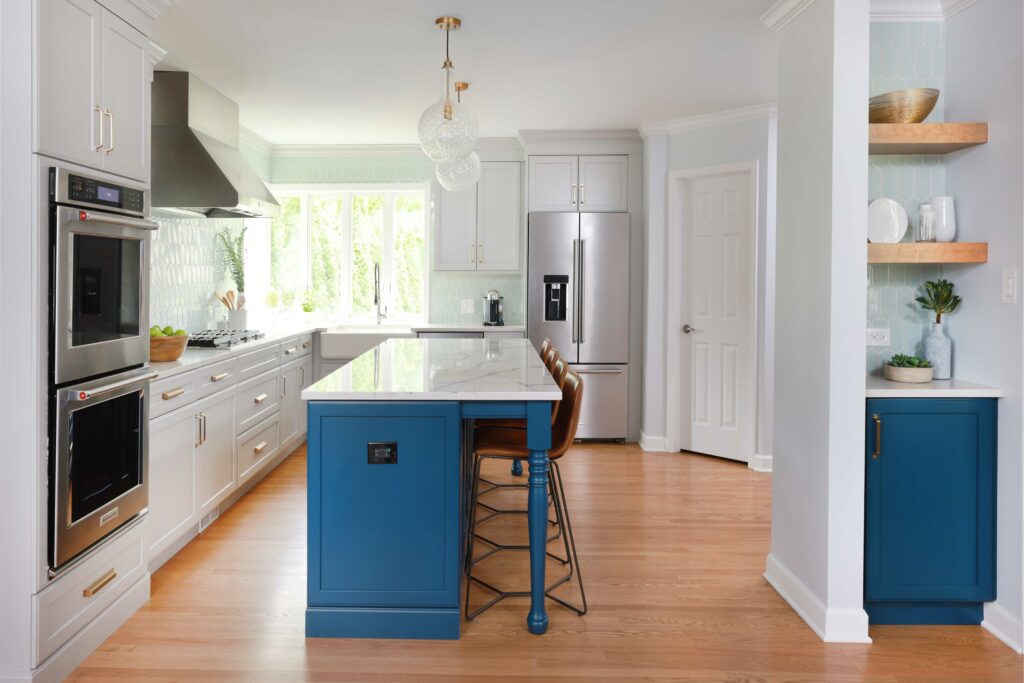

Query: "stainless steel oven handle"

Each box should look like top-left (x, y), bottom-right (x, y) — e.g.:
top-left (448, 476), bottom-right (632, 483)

top-left (71, 371), bottom-right (158, 401)
top-left (77, 210), bottom-right (159, 231)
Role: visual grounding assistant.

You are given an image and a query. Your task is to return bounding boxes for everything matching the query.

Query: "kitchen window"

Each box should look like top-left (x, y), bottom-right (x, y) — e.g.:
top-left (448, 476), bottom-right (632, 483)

top-left (265, 185), bottom-right (428, 321)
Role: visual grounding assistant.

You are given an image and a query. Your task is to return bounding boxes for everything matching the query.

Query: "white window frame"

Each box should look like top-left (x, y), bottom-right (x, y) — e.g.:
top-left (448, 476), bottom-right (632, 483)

top-left (269, 183), bottom-right (431, 321)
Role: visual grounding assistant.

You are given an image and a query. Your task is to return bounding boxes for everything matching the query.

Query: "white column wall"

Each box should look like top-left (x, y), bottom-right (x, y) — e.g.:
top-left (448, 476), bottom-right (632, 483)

top-left (641, 132), bottom-right (669, 452)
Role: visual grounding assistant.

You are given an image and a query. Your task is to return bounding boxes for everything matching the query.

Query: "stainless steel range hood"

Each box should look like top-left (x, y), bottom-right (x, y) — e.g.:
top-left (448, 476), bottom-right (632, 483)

top-left (152, 71), bottom-right (278, 218)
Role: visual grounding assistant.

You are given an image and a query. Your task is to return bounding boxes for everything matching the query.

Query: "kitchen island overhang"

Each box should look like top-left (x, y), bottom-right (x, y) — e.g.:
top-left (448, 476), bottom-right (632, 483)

top-left (301, 338), bottom-right (561, 639)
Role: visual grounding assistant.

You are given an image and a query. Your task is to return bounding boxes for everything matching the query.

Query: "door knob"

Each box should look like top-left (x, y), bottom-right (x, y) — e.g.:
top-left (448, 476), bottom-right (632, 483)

top-left (682, 324), bottom-right (695, 334)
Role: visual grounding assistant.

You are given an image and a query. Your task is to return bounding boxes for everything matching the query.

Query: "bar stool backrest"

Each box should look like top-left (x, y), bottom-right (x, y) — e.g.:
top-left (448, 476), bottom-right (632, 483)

top-left (543, 347), bottom-right (558, 372)
top-left (549, 371), bottom-right (583, 461)
top-left (539, 338), bottom-right (551, 358)
top-left (549, 357), bottom-right (570, 425)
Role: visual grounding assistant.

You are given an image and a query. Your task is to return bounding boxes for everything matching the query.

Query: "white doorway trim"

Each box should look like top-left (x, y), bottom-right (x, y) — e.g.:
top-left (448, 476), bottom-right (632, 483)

top-left (665, 161), bottom-right (760, 460)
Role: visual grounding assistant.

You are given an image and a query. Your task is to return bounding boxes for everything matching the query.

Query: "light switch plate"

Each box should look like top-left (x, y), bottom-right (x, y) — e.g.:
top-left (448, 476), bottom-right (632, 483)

top-left (460, 298), bottom-right (474, 314)
top-left (866, 328), bottom-right (891, 347)
top-left (1002, 269), bottom-right (1018, 304)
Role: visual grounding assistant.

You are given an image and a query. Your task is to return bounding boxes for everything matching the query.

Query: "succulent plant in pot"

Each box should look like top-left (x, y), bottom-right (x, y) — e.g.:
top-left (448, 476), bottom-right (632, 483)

top-left (885, 353), bottom-right (934, 384)
top-left (915, 278), bottom-right (961, 379)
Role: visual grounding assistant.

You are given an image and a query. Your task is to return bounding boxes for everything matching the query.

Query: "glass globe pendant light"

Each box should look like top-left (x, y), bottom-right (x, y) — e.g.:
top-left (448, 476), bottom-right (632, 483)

top-left (417, 17), bottom-right (479, 163)
top-left (436, 151), bottom-right (481, 192)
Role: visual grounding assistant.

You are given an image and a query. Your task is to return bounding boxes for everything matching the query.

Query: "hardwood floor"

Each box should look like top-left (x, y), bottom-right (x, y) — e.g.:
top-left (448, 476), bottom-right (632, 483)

top-left (70, 443), bottom-right (1022, 682)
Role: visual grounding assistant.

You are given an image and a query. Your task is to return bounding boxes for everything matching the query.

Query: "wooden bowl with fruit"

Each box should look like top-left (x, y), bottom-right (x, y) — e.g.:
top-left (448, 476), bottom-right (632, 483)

top-left (149, 325), bottom-right (189, 362)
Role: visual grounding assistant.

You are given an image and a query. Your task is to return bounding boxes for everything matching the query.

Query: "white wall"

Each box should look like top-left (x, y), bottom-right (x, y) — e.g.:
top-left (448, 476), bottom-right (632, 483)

top-left (764, 0), bottom-right (871, 642)
top-left (640, 131), bottom-right (669, 452)
top-left (945, 0), bottom-right (1024, 653)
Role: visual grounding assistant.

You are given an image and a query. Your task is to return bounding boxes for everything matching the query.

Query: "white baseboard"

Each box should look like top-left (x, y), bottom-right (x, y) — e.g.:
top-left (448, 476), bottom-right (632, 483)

top-left (748, 453), bottom-right (773, 472)
top-left (639, 432), bottom-right (670, 452)
top-left (764, 553), bottom-right (872, 643)
top-left (983, 601), bottom-right (1024, 654)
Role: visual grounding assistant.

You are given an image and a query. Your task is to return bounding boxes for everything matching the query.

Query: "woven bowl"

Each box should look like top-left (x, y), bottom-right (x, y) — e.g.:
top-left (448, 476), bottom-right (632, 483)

top-left (884, 363), bottom-right (934, 384)
top-left (150, 334), bottom-right (189, 362)
top-left (869, 88), bottom-right (940, 124)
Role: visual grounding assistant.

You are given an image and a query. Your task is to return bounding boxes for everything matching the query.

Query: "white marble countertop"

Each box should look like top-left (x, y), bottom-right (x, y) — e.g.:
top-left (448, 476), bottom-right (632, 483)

top-left (149, 326), bottom-right (324, 380)
top-left (866, 376), bottom-right (1004, 398)
top-left (302, 337), bottom-right (560, 402)
top-left (323, 323), bottom-right (526, 334)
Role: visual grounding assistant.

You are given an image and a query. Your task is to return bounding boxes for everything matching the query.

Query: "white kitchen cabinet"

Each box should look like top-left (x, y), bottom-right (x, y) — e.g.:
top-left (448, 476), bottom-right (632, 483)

top-left (476, 162), bottom-right (522, 271)
top-left (195, 389), bottom-right (236, 514)
top-left (98, 8), bottom-right (149, 181)
top-left (528, 156), bottom-right (578, 211)
top-left (34, 0), bottom-right (150, 181)
top-left (299, 356), bottom-right (312, 434)
top-left (146, 407), bottom-right (197, 560)
top-left (528, 155), bottom-right (627, 212)
top-left (578, 155), bottom-right (629, 212)
top-left (435, 161), bottom-right (522, 271)
top-left (279, 359), bottom-right (302, 446)
top-left (435, 183), bottom-right (478, 270)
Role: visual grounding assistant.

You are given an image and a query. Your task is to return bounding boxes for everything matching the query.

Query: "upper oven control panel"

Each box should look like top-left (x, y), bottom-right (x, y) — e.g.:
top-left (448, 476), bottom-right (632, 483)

top-left (50, 167), bottom-right (147, 217)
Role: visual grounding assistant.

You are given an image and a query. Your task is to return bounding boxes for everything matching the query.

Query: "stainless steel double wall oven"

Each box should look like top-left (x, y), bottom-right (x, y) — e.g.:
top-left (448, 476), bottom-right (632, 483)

top-left (48, 166), bottom-right (158, 571)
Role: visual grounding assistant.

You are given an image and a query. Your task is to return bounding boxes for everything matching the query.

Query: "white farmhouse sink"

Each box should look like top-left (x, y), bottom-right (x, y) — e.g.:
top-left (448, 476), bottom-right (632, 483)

top-left (320, 326), bottom-right (415, 360)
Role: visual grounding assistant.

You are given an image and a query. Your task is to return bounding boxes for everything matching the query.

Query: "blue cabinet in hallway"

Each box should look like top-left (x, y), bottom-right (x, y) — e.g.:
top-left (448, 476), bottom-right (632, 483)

top-left (864, 398), bottom-right (996, 624)
top-left (306, 402), bottom-right (462, 639)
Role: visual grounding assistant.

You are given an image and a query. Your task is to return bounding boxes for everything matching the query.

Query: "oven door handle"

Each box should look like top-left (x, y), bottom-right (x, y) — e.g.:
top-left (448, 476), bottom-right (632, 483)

top-left (71, 371), bottom-right (159, 401)
top-left (77, 210), bottom-right (159, 231)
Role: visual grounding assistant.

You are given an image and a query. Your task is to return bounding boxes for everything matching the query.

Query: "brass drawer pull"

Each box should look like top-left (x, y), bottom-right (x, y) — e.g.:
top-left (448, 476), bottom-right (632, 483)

top-left (162, 387), bottom-right (185, 400)
top-left (872, 413), bottom-right (882, 459)
top-left (210, 372), bottom-right (229, 382)
top-left (284, 347), bottom-right (297, 355)
top-left (254, 393), bottom-right (268, 404)
top-left (254, 440), bottom-right (269, 454)
top-left (302, 341), bottom-right (311, 349)
top-left (83, 568), bottom-right (117, 597)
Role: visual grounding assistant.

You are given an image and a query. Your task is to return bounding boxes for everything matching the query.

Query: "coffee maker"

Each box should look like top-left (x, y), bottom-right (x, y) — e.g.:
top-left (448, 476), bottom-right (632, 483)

top-left (483, 289), bottom-right (504, 326)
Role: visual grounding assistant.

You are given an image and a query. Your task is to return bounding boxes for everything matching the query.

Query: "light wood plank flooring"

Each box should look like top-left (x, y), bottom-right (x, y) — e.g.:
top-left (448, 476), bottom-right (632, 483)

top-left (70, 443), bottom-right (1023, 682)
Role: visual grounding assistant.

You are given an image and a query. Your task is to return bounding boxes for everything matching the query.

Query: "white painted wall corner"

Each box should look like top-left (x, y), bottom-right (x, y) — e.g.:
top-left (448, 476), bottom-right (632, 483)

top-left (639, 433), bottom-right (670, 452)
top-left (749, 453), bottom-right (773, 473)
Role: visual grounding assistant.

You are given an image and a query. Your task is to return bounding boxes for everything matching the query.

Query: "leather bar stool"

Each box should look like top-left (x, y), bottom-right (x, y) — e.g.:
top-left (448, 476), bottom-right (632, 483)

top-left (465, 371), bottom-right (587, 620)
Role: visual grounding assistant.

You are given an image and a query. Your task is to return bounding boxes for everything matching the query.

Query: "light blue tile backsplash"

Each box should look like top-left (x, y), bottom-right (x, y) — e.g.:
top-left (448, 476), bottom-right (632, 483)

top-left (867, 21), bottom-right (946, 374)
top-left (151, 151), bottom-right (525, 327)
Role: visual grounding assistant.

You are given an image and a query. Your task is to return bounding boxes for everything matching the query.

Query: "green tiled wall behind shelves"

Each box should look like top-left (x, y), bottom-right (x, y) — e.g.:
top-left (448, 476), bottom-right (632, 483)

top-left (867, 21), bottom-right (946, 375)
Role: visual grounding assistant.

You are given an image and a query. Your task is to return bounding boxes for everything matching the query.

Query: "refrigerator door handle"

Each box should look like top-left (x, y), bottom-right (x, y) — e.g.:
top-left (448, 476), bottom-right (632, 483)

top-left (579, 240), bottom-right (586, 344)
top-left (571, 238), bottom-right (579, 343)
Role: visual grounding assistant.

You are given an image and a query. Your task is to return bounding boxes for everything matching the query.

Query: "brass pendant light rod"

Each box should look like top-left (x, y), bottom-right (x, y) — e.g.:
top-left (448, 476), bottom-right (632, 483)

top-left (435, 16), bottom-right (462, 120)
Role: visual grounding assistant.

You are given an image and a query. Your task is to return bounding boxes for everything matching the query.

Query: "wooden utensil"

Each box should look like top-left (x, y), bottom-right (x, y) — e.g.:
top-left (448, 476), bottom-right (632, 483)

top-left (226, 291), bottom-right (236, 310)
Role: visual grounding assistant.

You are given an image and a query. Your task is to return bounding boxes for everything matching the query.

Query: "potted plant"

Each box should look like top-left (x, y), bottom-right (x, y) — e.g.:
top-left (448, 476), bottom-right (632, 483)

top-left (885, 353), bottom-right (934, 383)
top-left (915, 278), bottom-right (961, 379)
top-left (218, 226), bottom-right (247, 329)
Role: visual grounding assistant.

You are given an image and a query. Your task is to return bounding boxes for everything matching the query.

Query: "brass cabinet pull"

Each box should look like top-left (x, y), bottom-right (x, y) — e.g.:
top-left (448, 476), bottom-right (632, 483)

top-left (162, 387), bottom-right (184, 400)
top-left (83, 568), bottom-right (117, 597)
top-left (284, 347), bottom-right (297, 356)
top-left (254, 393), bottom-right (268, 404)
top-left (210, 372), bottom-right (229, 382)
top-left (302, 341), bottom-right (311, 349)
top-left (254, 441), bottom-right (269, 454)
top-left (571, 184), bottom-right (577, 205)
top-left (93, 106), bottom-right (105, 150)
top-left (281, 376), bottom-right (287, 398)
top-left (470, 243), bottom-right (476, 264)
top-left (872, 413), bottom-right (882, 459)
top-left (580, 184), bottom-right (585, 205)
top-left (104, 109), bottom-right (114, 154)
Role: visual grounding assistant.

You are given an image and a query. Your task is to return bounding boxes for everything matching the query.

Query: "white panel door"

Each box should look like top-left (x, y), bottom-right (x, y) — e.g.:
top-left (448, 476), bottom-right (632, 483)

top-left (196, 390), bottom-right (236, 513)
top-left (36, 0), bottom-right (102, 168)
top-left (145, 408), bottom-right (197, 560)
top-left (528, 156), bottom-right (578, 212)
top-left (435, 186), bottom-right (478, 270)
top-left (476, 161), bottom-right (522, 271)
top-left (578, 155), bottom-right (628, 212)
top-left (298, 357), bottom-right (313, 434)
top-left (99, 9), bottom-right (149, 181)
top-left (682, 172), bottom-right (755, 462)
top-left (278, 361), bottom-right (301, 445)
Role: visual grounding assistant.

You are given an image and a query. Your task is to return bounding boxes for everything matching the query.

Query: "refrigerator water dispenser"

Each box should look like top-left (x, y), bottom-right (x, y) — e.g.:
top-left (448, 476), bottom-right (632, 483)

top-left (544, 275), bottom-right (569, 321)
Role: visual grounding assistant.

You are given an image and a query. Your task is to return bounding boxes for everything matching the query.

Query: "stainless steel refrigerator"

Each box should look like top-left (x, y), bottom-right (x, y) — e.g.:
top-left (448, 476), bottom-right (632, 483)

top-left (528, 212), bottom-right (629, 440)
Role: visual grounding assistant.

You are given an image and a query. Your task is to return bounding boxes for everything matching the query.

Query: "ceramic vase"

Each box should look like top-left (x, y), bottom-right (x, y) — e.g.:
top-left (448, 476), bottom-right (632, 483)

top-left (227, 309), bottom-right (248, 330)
top-left (932, 196), bottom-right (957, 243)
top-left (925, 322), bottom-right (951, 379)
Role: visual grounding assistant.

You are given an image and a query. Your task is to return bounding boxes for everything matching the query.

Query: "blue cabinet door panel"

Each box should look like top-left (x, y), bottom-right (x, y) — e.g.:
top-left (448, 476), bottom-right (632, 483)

top-left (865, 398), bottom-right (996, 606)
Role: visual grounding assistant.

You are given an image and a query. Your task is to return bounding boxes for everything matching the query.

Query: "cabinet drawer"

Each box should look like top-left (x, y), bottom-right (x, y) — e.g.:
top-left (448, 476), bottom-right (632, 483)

top-left (33, 520), bottom-right (146, 665)
top-left (281, 334), bottom-right (313, 361)
top-left (237, 345), bottom-right (280, 382)
top-left (194, 357), bottom-right (239, 399)
top-left (237, 414), bottom-right (280, 486)
top-left (236, 369), bottom-right (279, 434)
top-left (150, 371), bottom-right (198, 419)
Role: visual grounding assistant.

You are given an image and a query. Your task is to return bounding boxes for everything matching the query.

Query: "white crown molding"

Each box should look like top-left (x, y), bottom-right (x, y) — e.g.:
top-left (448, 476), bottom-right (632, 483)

top-left (638, 122), bottom-right (669, 139)
top-left (942, 0), bottom-right (981, 19)
top-left (130, 0), bottom-right (172, 20)
top-left (238, 126), bottom-right (274, 157)
top-left (271, 144), bottom-right (425, 158)
top-left (146, 41), bottom-right (167, 67)
top-left (516, 129), bottom-right (642, 146)
top-left (870, 0), bottom-right (943, 21)
top-left (649, 103), bottom-right (778, 136)
top-left (761, 0), bottom-right (817, 32)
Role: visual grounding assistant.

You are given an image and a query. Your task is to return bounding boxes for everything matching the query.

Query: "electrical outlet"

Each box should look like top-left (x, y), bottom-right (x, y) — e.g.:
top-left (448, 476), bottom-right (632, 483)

top-left (1002, 269), bottom-right (1018, 304)
top-left (460, 298), bottom-right (474, 314)
top-left (866, 328), bottom-right (891, 347)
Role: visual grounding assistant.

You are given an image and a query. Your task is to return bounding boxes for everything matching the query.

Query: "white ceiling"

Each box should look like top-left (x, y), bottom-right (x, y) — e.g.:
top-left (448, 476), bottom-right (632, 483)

top-left (154, 0), bottom-right (778, 145)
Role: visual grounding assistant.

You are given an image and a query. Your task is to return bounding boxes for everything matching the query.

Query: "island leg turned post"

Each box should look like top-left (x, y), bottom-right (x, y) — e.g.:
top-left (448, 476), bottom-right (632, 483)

top-left (525, 400), bottom-right (552, 635)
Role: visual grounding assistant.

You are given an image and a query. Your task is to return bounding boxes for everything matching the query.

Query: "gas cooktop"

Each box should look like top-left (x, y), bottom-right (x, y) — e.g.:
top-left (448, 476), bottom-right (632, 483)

top-left (187, 329), bottom-right (266, 348)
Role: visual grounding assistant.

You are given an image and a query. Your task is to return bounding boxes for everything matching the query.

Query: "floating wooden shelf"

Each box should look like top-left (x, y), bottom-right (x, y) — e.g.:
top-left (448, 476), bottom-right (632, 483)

top-left (869, 122), bottom-right (988, 155)
top-left (868, 242), bottom-right (988, 264)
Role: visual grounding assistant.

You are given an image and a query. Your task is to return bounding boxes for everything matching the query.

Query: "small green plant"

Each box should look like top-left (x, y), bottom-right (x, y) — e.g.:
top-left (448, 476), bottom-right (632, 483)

top-left (889, 353), bottom-right (932, 369)
top-left (916, 278), bottom-right (961, 323)
top-left (218, 226), bottom-right (247, 293)
top-left (301, 290), bottom-right (315, 313)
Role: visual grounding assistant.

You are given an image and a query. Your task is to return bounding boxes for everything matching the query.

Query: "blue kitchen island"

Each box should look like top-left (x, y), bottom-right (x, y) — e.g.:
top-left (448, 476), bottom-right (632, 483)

top-left (301, 337), bottom-right (561, 639)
